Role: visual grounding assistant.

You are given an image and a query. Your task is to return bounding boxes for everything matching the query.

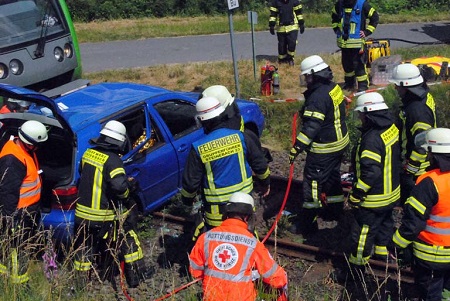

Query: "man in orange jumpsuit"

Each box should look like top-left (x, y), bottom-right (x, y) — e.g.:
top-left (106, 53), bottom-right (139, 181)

top-left (189, 192), bottom-right (288, 301)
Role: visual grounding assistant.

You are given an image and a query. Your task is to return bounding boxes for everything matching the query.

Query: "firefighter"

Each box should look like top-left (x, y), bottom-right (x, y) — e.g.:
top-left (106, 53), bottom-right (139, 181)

top-left (289, 55), bottom-right (349, 236)
top-left (331, 0), bottom-right (379, 91)
top-left (74, 120), bottom-right (147, 289)
top-left (389, 63), bottom-right (437, 204)
top-left (389, 128), bottom-right (450, 301)
top-left (200, 84), bottom-right (272, 163)
top-left (0, 98), bottom-right (31, 113)
top-left (0, 120), bottom-right (48, 284)
top-left (346, 93), bottom-right (400, 287)
top-left (181, 96), bottom-right (270, 240)
top-left (269, 0), bottom-right (305, 66)
top-left (189, 192), bottom-right (288, 301)
top-left (200, 85), bottom-right (243, 132)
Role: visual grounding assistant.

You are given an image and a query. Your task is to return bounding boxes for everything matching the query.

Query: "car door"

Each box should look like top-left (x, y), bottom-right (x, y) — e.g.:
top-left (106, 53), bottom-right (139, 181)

top-left (150, 97), bottom-right (204, 185)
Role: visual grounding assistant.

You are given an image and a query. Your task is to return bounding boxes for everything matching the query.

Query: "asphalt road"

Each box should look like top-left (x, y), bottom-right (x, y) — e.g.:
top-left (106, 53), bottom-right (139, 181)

top-left (80, 21), bottom-right (449, 73)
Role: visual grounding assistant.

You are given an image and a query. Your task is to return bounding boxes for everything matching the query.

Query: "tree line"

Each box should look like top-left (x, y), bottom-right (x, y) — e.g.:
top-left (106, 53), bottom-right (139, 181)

top-left (67, 0), bottom-right (450, 22)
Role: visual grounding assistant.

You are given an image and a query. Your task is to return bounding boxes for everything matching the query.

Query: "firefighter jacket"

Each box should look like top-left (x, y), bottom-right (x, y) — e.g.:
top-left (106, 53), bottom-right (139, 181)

top-left (331, 0), bottom-right (379, 49)
top-left (75, 143), bottom-right (130, 226)
top-left (352, 111), bottom-right (401, 208)
top-left (189, 218), bottom-right (288, 301)
top-left (269, 0), bottom-right (304, 33)
top-left (181, 127), bottom-right (270, 227)
top-left (398, 89), bottom-right (436, 177)
top-left (295, 80), bottom-right (349, 154)
top-left (0, 138), bottom-right (41, 215)
top-left (393, 161), bottom-right (450, 270)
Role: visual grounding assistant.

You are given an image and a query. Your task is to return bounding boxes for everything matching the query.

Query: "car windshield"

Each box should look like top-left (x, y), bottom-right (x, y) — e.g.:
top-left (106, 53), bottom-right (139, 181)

top-left (0, 0), bottom-right (67, 49)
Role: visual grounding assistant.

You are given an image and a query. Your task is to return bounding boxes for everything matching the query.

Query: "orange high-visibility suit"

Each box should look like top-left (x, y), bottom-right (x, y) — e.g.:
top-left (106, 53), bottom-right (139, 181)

top-left (189, 218), bottom-right (288, 301)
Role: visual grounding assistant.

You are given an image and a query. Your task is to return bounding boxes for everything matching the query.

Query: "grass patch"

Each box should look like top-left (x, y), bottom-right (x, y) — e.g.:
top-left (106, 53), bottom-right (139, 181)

top-left (74, 12), bottom-right (450, 43)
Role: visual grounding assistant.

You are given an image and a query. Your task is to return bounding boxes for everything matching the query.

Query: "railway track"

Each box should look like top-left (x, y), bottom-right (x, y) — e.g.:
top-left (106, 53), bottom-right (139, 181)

top-left (152, 205), bottom-right (415, 285)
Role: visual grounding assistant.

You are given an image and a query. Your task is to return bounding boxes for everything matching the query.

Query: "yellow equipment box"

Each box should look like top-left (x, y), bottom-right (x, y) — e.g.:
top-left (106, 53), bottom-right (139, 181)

top-left (366, 39), bottom-right (391, 66)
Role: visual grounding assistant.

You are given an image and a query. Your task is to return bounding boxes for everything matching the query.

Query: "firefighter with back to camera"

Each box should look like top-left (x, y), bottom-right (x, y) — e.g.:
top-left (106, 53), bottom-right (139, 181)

top-left (389, 63), bottom-right (437, 204)
top-left (269, 0), bottom-right (305, 66)
top-left (288, 55), bottom-right (349, 236)
top-left (343, 93), bottom-right (400, 296)
top-left (181, 96), bottom-right (270, 241)
top-left (74, 120), bottom-right (148, 289)
top-left (0, 120), bottom-right (48, 284)
top-left (389, 128), bottom-right (450, 301)
top-left (189, 192), bottom-right (289, 301)
top-left (331, 0), bottom-right (379, 91)
top-left (200, 84), bottom-right (272, 163)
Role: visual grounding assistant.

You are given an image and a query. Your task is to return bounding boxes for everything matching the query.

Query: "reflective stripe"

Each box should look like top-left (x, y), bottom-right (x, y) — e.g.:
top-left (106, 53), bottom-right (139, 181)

top-left (405, 196), bottom-right (426, 215)
top-left (75, 203), bottom-right (116, 222)
top-left (310, 133), bottom-right (349, 154)
top-left (74, 260), bottom-right (92, 271)
top-left (261, 262), bottom-right (279, 278)
top-left (355, 178), bottom-right (370, 192)
top-left (429, 214), bottom-right (450, 223)
top-left (303, 110), bottom-right (325, 120)
top-left (411, 122), bottom-right (432, 134)
top-left (297, 132), bottom-right (312, 146)
top-left (413, 241), bottom-right (450, 263)
top-left (374, 245), bottom-right (388, 256)
top-left (350, 224), bottom-right (370, 265)
top-left (362, 186), bottom-right (400, 208)
top-left (360, 150), bottom-right (381, 163)
top-left (393, 229), bottom-right (411, 248)
top-left (424, 225), bottom-right (450, 235)
top-left (124, 230), bottom-right (144, 263)
top-left (189, 258), bottom-right (204, 271)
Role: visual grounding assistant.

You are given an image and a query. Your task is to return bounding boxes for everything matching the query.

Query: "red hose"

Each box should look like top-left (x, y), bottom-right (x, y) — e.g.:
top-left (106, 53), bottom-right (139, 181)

top-left (120, 261), bottom-right (135, 301)
top-left (261, 111), bottom-right (298, 244)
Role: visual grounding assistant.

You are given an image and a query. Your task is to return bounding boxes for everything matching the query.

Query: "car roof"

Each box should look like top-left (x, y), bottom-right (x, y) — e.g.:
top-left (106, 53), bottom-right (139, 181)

top-left (55, 82), bottom-right (172, 131)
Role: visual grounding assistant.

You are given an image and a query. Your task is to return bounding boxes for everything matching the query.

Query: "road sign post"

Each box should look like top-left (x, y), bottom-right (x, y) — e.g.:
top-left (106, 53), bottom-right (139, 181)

top-left (227, 0), bottom-right (240, 98)
top-left (247, 11), bottom-right (258, 80)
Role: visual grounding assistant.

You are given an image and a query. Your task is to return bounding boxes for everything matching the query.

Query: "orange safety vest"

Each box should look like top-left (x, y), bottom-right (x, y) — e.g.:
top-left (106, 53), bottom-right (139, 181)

top-left (417, 169), bottom-right (450, 246)
top-left (189, 218), bottom-right (287, 301)
top-left (0, 139), bottom-right (41, 208)
top-left (0, 105), bottom-right (12, 114)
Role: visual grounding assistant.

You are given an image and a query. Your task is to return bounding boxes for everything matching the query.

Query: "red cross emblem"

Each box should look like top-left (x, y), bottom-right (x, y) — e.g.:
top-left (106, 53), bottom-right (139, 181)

top-left (218, 250), bottom-right (231, 263)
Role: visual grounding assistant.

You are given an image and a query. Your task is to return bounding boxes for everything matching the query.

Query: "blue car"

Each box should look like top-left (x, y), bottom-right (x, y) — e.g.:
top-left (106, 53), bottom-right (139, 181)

top-left (0, 82), bottom-right (266, 244)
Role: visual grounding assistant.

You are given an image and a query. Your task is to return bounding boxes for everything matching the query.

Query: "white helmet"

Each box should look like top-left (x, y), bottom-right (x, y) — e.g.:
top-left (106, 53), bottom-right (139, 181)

top-left (389, 63), bottom-right (424, 86)
top-left (201, 85), bottom-right (235, 108)
top-left (354, 92), bottom-right (388, 112)
top-left (225, 192), bottom-right (255, 215)
top-left (415, 128), bottom-right (450, 154)
top-left (196, 96), bottom-right (225, 121)
top-left (18, 120), bottom-right (48, 145)
top-left (300, 55), bottom-right (329, 75)
top-left (100, 120), bottom-right (127, 142)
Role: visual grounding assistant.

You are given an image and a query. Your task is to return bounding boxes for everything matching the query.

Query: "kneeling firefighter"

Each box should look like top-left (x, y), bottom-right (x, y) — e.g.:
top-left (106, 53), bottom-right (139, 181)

top-left (74, 120), bottom-right (148, 288)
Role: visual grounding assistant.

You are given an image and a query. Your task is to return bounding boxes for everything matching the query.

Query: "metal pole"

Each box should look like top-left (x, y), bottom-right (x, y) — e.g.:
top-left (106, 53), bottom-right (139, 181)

top-left (228, 10), bottom-right (240, 98)
top-left (251, 14), bottom-right (256, 80)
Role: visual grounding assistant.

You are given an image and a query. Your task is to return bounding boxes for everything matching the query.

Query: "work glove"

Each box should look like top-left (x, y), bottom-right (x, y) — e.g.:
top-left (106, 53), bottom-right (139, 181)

top-left (269, 27), bottom-right (275, 35)
top-left (289, 141), bottom-right (303, 165)
top-left (348, 187), bottom-right (365, 208)
top-left (299, 24), bottom-right (305, 34)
